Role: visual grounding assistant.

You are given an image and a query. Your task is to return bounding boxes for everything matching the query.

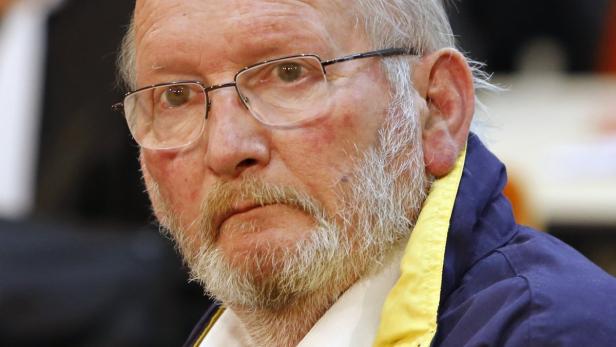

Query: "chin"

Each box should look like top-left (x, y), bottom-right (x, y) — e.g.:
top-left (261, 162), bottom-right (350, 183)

top-left (187, 220), bottom-right (349, 310)
top-left (217, 229), bottom-right (310, 278)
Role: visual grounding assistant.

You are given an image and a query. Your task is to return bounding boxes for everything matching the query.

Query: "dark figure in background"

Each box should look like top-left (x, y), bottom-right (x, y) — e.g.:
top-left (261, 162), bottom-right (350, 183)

top-left (35, 0), bottom-right (148, 222)
top-left (448, 0), bottom-right (610, 72)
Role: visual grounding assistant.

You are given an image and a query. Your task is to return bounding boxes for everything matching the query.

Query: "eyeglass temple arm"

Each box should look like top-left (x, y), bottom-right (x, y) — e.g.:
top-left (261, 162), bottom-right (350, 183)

top-left (112, 102), bottom-right (124, 113)
top-left (321, 47), bottom-right (419, 67)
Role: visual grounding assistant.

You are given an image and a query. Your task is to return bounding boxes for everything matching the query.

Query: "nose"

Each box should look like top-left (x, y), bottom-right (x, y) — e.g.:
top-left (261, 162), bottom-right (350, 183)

top-left (203, 89), bottom-right (271, 179)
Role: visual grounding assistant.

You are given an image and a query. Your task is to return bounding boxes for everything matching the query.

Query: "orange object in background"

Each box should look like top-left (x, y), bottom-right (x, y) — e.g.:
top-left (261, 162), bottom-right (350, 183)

top-left (503, 173), bottom-right (540, 230)
top-left (598, 1), bottom-right (616, 73)
top-left (0, 0), bottom-right (15, 16)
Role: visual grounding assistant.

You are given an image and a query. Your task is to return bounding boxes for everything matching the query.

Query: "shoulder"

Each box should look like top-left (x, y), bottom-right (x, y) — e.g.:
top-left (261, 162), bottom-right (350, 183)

top-left (436, 227), bottom-right (616, 346)
top-left (499, 227), bottom-right (616, 345)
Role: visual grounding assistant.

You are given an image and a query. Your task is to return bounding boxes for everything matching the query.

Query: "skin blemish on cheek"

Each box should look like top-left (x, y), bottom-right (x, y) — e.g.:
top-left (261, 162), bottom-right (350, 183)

top-left (341, 112), bottom-right (355, 129)
top-left (292, 117), bottom-right (338, 150)
top-left (317, 127), bottom-right (337, 145)
top-left (141, 149), bottom-right (198, 189)
top-left (152, 150), bottom-right (180, 161)
top-left (189, 189), bottom-right (200, 201)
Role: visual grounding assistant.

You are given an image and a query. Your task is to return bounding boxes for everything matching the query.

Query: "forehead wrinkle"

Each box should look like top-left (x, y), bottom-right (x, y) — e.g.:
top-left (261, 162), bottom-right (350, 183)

top-left (222, 1), bottom-right (335, 41)
top-left (135, 2), bottom-right (201, 82)
top-left (134, 1), bottom-right (191, 52)
top-left (236, 0), bottom-right (354, 39)
top-left (135, 0), bottom-right (353, 49)
top-left (139, 15), bottom-right (334, 84)
top-left (222, 14), bottom-right (335, 59)
top-left (135, 0), bottom-right (359, 85)
top-left (216, 0), bottom-right (360, 66)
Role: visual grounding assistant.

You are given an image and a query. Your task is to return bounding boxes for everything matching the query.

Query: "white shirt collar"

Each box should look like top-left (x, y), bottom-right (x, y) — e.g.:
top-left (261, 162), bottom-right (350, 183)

top-left (201, 252), bottom-right (401, 347)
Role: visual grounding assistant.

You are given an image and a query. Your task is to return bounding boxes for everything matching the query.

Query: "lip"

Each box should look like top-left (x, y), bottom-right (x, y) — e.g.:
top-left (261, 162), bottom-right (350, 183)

top-left (214, 202), bottom-right (268, 232)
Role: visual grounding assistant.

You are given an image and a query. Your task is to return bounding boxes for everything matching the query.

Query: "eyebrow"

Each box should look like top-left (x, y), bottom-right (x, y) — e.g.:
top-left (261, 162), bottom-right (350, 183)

top-left (234, 27), bottom-right (333, 63)
top-left (143, 32), bottom-right (332, 86)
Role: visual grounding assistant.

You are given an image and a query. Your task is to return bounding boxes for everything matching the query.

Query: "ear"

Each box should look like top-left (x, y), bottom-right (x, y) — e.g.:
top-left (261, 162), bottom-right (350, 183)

top-left (418, 48), bottom-right (475, 177)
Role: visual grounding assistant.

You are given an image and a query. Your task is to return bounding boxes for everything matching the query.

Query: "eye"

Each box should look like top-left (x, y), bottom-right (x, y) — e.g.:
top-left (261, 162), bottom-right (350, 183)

top-left (276, 62), bottom-right (303, 82)
top-left (164, 85), bottom-right (190, 107)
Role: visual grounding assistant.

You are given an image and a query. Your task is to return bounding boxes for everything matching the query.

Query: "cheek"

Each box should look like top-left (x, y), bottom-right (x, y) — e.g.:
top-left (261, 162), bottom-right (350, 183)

top-left (289, 76), bottom-right (381, 153)
top-left (287, 108), bottom-right (362, 168)
top-left (271, 103), bottom-right (375, 208)
top-left (141, 150), bottom-right (206, 211)
top-left (300, 110), bottom-right (357, 150)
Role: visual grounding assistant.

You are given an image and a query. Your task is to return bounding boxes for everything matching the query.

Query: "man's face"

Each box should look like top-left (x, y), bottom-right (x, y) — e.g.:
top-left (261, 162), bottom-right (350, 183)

top-left (134, 0), bottom-right (427, 307)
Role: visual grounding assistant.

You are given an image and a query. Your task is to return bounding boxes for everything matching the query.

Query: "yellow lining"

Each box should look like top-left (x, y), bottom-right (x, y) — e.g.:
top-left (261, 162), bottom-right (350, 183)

top-left (193, 307), bottom-right (225, 347)
top-left (373, 147), bottom-right (467, 347)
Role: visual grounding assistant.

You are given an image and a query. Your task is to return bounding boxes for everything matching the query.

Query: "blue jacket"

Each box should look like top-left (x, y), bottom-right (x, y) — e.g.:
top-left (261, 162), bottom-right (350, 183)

top-left (434, 134), bottom-right (616, 346)
top-left (184, 134), bottom-right (616, 346)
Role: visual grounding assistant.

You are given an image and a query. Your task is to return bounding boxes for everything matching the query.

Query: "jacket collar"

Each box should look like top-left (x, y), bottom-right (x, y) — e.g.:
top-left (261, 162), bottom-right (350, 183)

top-left (441, 133), bottom-right (518, 301)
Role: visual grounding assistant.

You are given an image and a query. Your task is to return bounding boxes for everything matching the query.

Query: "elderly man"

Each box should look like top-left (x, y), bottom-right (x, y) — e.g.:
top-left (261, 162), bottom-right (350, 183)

top-left (115, 1), bottom-right (616, 346)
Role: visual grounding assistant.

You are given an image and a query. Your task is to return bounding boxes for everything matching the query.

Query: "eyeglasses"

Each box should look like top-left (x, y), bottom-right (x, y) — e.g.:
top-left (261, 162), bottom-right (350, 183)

top-left (112, 47), bottom-right (418, 150)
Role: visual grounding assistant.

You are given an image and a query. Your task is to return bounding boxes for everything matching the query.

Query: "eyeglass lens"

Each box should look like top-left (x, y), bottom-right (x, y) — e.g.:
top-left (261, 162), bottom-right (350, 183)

top-left (123, 56), bottom-right (330, 150)
top-left (236, 56), bottom-right (329, 127)
top-left (123, 82), bottom-right (207, 150)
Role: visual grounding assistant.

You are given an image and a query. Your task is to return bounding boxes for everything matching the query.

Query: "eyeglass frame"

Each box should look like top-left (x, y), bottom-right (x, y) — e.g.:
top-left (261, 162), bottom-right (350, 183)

top-left (112, 47), bottom-right (420, 148)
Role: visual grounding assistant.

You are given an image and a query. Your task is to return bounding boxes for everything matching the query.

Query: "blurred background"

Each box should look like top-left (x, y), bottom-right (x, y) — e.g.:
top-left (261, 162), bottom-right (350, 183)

top-left (0, 0), bottom-right (615, 346)
top-left (449, 0), bottom-right (616, 275)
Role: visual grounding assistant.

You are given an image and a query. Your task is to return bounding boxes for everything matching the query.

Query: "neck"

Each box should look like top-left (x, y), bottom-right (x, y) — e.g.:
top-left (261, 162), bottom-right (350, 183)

top-left (231, 277), bottom-right (356, 347)
top-left (226, 241), bottom-right (408, 346)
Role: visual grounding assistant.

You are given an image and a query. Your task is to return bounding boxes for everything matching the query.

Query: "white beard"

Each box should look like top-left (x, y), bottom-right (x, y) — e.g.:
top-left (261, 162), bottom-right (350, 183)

top-left (149, 95), bottom-right (430, 311)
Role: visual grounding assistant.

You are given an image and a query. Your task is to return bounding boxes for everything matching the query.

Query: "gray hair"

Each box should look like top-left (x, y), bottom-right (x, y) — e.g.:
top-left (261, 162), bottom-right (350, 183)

top-left (353, 0), bottom-right (497, 130)
top-left (118, 16), bottom-right (136, 90)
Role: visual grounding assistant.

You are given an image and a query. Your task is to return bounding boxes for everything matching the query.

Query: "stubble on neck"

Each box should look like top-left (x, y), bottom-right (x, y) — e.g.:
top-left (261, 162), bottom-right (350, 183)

top-left (232, 277), bottom-right (352, 347)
